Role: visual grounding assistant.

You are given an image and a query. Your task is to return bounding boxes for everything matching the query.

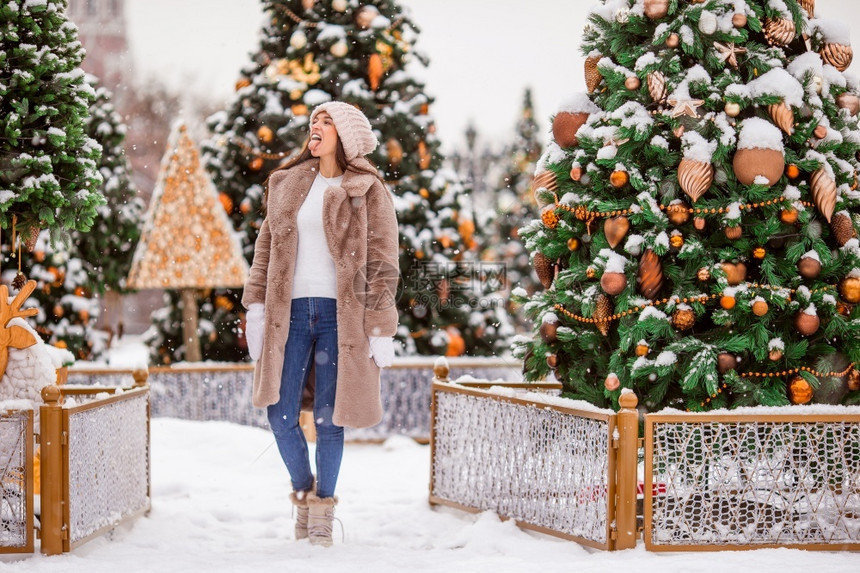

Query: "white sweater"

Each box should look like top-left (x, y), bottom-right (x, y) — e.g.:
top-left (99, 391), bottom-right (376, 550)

top-left (291, 172), bottom-right (342, 299)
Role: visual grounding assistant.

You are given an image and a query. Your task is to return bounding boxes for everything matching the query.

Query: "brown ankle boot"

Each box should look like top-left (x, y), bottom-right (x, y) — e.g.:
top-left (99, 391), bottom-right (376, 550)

top-left (306, 493), bottom-right (337, 546)
top-left (289, 489), bottom-right (310, 540)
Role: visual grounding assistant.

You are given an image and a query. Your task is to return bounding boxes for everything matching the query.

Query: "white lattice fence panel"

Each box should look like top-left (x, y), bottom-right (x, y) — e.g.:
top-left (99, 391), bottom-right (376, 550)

top-left (431, 387), bottom-right (613, 545)
top-left (0, 411), bottom-right (32, 552)
top-left (646, 417), bottom-right (860, 549)
top-left (67, 393), bottom-right (150, 546)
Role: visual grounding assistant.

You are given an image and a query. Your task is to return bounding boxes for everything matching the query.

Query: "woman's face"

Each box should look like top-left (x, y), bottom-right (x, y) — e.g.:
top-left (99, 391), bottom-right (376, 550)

top-left (308, 111), bottom-right (339, 159)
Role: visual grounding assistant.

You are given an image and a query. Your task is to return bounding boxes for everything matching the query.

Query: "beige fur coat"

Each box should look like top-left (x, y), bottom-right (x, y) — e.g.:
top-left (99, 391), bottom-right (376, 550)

top-left (242, 157), bottom-right (399, 428)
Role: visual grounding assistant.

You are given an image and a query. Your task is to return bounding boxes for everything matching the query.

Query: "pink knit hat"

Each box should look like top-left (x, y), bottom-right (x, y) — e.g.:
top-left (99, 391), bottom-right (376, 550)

top-left (310, 101), bottom-right (378, 161)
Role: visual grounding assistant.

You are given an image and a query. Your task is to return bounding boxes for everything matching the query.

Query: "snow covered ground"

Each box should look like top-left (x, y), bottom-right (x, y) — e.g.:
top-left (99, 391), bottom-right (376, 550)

top-left (0, 418), bottom-right (855, 571)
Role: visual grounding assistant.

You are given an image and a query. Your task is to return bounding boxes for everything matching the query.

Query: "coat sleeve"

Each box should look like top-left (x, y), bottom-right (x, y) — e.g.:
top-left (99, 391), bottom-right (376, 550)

top-left (363, 181), bottom-right (400, 337)
top-left (243, 173), bottom-right (280, 309)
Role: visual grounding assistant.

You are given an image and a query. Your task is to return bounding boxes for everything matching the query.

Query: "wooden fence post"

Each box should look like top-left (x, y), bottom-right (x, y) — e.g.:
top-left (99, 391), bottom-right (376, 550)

top-left (39, 385), bottom-right (65, 555)
top-left (615, 391), bottom-right (639, 550)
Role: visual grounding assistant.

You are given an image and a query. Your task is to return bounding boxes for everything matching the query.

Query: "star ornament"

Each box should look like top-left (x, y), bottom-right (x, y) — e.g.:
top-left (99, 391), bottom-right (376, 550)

top-left (667, 97), bottom-right (705, 118)
top-left (714, 41), bottom-right (747, 68)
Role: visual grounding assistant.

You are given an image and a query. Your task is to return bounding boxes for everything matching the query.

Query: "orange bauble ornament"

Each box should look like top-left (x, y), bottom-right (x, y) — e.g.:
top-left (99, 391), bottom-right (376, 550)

top-left (604, 373), bottom-right (621, 391)
top-left (839, 276), bottom-right (860, 303)
top-left (635, 343), bottom-right (650, 357)
top-left (609, 170), bottom-right (629, 188)
top-left (552, 111), bottom-right (590, 148)
top-left (257, 125), bottom-right (274, 144)
top-left (219, 192), bottom-right (233, 214)
top-left (785, 164), bottom-right (800, 179)
top-left (788, 376), bottom-right (813, 404)
top-left (249, 157), bottom-right (264, 171)
top-left (600, 272), bottom-right (627, 296)
top-left (780, 208), bottom-right (798, 224)
top-left (795, 311), bottom-right (820, 336)
top-left (752, 300), bottom-right (769, 316)
top-left (445, 328), bottom-right (466, 357)
top-left (720, 295), bottom-right (736, 310)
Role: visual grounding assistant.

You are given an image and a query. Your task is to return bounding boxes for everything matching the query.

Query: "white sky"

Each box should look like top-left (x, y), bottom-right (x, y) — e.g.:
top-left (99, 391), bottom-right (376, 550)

top-left (124, 0), bottom-right (860, 152)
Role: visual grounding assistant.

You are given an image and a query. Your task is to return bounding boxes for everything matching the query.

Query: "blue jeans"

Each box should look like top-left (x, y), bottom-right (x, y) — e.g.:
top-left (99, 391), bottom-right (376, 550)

top-left (267, 297), bottom-right (343, 499)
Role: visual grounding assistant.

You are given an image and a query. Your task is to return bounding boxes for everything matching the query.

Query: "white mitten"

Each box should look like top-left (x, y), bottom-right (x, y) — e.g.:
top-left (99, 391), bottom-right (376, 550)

top-left (368, 336), bottom-right (395, 368)
top-left (245, 303), bottom-right (265, 360)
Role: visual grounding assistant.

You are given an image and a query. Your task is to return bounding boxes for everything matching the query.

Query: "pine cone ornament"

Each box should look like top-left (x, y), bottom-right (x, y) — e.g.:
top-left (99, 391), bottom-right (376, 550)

top-left (810, 167), bottom-right (837, 223)
top-left (637, 249), bottom-right (664, 300)
top-left (672, 307), bottom-right (695, 331)
top-left (831, 212), bottom-right (856, 246)
top-left (647, 70), bottom-right (668, 104)
top-left (764, 18), bottom-right (796, 46)
top-left (768, 102), bottom-right (794, 135)
top-left (585, 55), bottom-right (602, 93)
top-left (594, 294), bottom-right (612, 336)
top-left (678, 159), bottom-right (714, 203)
top-left (534, 252), bottom-right (554, 289)
top-left (821, 43), bottom-right (853, 72)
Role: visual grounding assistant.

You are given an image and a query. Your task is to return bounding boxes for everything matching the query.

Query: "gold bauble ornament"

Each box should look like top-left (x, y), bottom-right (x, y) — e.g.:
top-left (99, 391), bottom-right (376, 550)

top-left (609, 170), bottom-right (629, 188)
top-left (546, 353), bottom-right (559, 368)
top-left (795, 311), bottom-right (820, 336)
top-left (789, 376), bottom-right (813, 405)
top-left (732, 13), bottom-right (747, 28)
top-left (831, 212), bottom-right (856, 246)
top-left (567, 237), bottom-right (581, 251)
top-left (722, 262), bottom-right (747, 286)
top-left (604, 373), bottom-right (621, 392)
top-left (604, 216), bottom-right (630, 249)
top-left (672, 308), bottom-right (695, 331)
top-left (800, 0), bottom-right (815, 18)
top-left (249, 157), bottom-right (264, 171)
top-left (678, 159), bottom-right (714, 202)
top-left (797, 256), bottom-right (822, 279)
top-left (540, 320), bottom-right (558, 343)
top-left (257, 125), bottom-right (274, 144)
top-left (643, 0), bottom-right (669, 19)
top-left (764, 18), bottom-right (796, 46)
top-left (635, 343), bottom-right (650, 357)
top-left (625, 76), bottom-right (641, 90)
top-left (292, 103), bottom-right (308, 116)
top-left (752, 300), bottom-right (769, 317)
top-left (697, 267), bottom-right (711, 281)
top-left (667, 202), bottom-right (690, 225)
top-left (666, 33), bottom-right (680, 48)
top-left (670, 234), bottom-right (684, 248)
top-left (717, 353), bottom-right (737, 374)
top-left (769, 348), bottom-right (783, 361)
top-left (839, 276), bottom-right (860, 304)
top-left (836, 93), bottom-right (860, 116)
top-left (725, 101), bottom-right (741, 117)
top-left (553, 111), bottom-right (590, 148)
top-left (733, 148), bottom-right (785, 187)
top-left (820, 43), bottom-right (853, 72)
top-left (847, 369), bottom-right (860, 392)
top-left (586, 267), bottom-right (596, 279)
top-left (752, 246), bottom-right (766, 260)
top-left (600, 271), bottom-right (627, 296)
top-left (810, 167), bottom-right (837, 223)
top-left (724, 226), bottom-right (742, 240)
top-left (386, 138), bottom-right (404, 167)
top-left (780, 208), bottom-right (799, 224)
top-left (368, 53), bottom-right (384, 90)
top-left (637, 249), bottom-right (664, 300)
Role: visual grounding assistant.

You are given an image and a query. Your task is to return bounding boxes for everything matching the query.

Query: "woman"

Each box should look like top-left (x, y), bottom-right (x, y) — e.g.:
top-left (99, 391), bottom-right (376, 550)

top-left (242, 101), bottom-right (399, 546)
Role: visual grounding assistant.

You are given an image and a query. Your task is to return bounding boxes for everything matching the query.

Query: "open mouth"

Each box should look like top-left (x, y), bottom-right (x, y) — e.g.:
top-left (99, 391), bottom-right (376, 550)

top-left (310, 134), bottom-right (322, 141)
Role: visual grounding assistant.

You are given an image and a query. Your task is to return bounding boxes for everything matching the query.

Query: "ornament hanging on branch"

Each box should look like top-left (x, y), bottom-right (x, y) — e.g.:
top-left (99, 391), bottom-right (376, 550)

top-left (795, 306), bottom-right (820, 336)
top-left (594, 294), bottom-right (612, 336)
top-left (810, 167), bottom-right (837, 223)
top-left (604, 216), bottom-right (630, 248)
top-left (600, 271), bottom-right (627, 296)
top-left (604, 372), bottom-right (620, 391)
top-left (643, 0), bottom-right (669, 20)
top-left (533, 252), bottom-right (555, 289)
top-left (800, 0), bottom-right (815, 18)
top-left (733, 118), bottom-right (785, 186)
top-left (768, 102), bottom-right (794, 135)
top-left (553, 111), bottom-right (590, 148)
top-left (585, 55), bottom-right (602, 93)
top-left (539, 317), bottom-right (558, 343)
top-left (678, 159), bottom-right (714, 202)
top-left (368, 53), bottom-right (383, 90)
top-left (836, 92), bottom-right (860, 116)
top-left (637, 249), bottom-right (663, 300)
top-left (789, 376), bottom-right (813, 404)
top-left (797, 252), bottom-right (822, 279)
top-left (672, 307), bottom-right (695, 331)
top-left (721, 262), bottom-right (747, 286)
top-left (717, 353), bottom-right (737, 374)
top-left (820, 42), bottom-right (853, 72)
top-left (714, 42), bottom-right (747, 68)
top-left (764, 18), bottom-right (796, 46)
top-left (647, 71), bottom-right (668, 104)
top-left (831, 212), bottom-right (856, 246)
top-left (839, 276), bottom-right (860, 304)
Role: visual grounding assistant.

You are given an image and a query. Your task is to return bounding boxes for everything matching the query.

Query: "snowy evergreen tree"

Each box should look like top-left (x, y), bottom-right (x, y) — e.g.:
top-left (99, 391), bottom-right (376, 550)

top-left (514, 0), bottom-right (860, 411)
top-left (14, 77), bottom-right (141, 360)
top-left (142, 0), bottom-right (498, 363)
top-left (0, 0), bottom-right (104, 248)
top-left (482, 88), bottom-right (543, 330)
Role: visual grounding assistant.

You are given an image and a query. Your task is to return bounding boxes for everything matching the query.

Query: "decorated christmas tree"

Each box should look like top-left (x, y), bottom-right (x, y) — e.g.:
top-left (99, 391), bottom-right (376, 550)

top-left (0, 0), bottom-right (103, 377)
top-left (171, 0), bottom-right (498, 361)
top-left (14, 77), bottom-right (143, 359)
top-left (129, 123), bottom-right (249, 364)
top-left (513, 0), bottom-right (860, 412)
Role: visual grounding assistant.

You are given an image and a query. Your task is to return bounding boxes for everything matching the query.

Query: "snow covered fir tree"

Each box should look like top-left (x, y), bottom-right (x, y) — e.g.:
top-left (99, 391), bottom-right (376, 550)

top-left (513, 0), bottom-right (860, 411)
top-left (152, 0), bottom-right (506, 362)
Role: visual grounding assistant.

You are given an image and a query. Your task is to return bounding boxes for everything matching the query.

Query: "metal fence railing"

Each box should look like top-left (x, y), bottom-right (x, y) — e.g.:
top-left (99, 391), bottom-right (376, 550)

top-left (429, 362), bottom-right (638, 550)
top-left (0, 410), bottom-right (34, 554)
top-left (644, 412), bottom-right (860, 551)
